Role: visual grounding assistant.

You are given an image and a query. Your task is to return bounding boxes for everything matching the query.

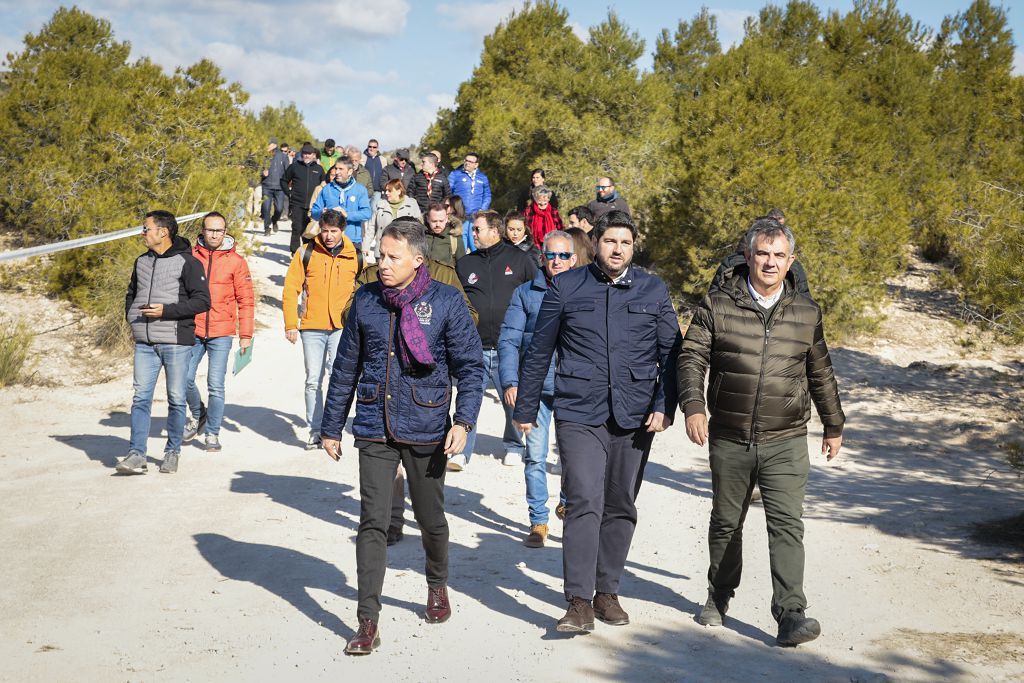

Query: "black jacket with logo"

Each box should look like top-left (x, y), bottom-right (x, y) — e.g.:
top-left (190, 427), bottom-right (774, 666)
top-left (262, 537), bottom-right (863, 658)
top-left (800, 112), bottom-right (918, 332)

top-left (281, 159), bottom-right (326, 209)
top-left (455, 240), bottom-right (537, 349)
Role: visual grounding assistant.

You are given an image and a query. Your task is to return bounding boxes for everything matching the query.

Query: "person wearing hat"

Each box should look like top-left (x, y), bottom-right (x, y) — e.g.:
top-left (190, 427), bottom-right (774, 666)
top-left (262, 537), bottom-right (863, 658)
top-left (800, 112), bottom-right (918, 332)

top-left (320, 138), bottom-right (342, 173)
top-left (260, 138), bottom-right (290, 236)
top-left (281, 143), bottom-right (327, 253)
top-left (381, 147), bottom-right (417, 192)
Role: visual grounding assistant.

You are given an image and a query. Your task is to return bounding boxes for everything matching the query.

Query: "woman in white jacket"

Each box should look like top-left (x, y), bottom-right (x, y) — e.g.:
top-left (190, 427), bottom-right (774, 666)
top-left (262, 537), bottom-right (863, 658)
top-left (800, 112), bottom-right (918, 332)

top-left (369, 179), bottom-right (420, 259)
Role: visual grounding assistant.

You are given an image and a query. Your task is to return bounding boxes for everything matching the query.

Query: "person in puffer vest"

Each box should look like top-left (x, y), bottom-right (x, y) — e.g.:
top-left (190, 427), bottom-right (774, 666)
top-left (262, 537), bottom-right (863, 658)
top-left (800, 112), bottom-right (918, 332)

top-left (182, 212), bottom-right (255, 453)
top-left (117, 210), bottom-right (210, 476)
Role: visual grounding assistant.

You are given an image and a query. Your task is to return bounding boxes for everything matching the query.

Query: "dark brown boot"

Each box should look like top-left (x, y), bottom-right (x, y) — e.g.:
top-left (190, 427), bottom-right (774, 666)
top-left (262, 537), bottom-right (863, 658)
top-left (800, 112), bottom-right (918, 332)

top-left (594, 592), bottom-right (630, 625)
top-left (425, 584), bottom-right (451, 623)
top-left (345, 619), bottom-right (380, 655)
top-left (556, 596), bottom-right (595, 633)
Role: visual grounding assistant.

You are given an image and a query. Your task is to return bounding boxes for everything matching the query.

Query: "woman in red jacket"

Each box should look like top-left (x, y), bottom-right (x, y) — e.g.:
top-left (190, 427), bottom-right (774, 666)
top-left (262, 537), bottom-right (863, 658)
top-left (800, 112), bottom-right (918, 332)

top-left (524, 185), bottom-right (563, 247)
top-left (184, 212), bottom-right (255, 452)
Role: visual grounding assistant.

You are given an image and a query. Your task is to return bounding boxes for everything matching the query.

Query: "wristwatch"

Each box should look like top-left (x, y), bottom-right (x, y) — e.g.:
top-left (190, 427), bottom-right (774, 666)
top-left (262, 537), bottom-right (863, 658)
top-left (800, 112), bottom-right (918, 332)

top-left (454, 420), bottom-right (473, 432)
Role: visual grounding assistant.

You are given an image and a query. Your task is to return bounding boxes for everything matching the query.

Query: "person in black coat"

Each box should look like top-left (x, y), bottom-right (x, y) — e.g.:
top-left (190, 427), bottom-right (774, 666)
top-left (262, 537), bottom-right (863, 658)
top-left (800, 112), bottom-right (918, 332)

top-left (280, 143), bottom-right (326, 252)
top-left (512, 209), bottom-right (681, 634)
top-left (408, 152), bottom-right (451, 213)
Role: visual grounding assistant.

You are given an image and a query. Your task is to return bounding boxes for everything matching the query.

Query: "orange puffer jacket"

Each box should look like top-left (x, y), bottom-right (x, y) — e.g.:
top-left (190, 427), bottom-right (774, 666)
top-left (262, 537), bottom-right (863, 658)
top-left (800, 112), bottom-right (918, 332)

top-left (192, 237), bottom-right (255, 340)
top-left (282, 234), bottom-right (359, 331)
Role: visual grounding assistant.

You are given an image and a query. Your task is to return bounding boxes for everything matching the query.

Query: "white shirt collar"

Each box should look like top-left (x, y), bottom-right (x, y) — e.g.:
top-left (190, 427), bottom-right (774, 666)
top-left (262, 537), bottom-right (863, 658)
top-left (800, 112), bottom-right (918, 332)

top-left (747, 277), bottom-right (784, 309)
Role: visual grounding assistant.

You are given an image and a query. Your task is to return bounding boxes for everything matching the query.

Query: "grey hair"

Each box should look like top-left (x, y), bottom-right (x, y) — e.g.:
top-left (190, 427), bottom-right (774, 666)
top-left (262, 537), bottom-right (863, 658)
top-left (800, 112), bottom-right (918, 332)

top-left (543, 230), bottom-right (573, 250)
top-left (381, 217), bottom-right (429, 258)
top-left (334, 157), bottom-right (355, 170)
top-left (745, 218), bottom-right (795, 255)
top-left (531, 184), bottom-right (553, 200)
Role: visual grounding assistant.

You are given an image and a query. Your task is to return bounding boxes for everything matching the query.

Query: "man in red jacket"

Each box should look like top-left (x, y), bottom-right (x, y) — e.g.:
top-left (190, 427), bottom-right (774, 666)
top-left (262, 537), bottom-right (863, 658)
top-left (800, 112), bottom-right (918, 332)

top-left (183, 212), bottom-right (255, 452)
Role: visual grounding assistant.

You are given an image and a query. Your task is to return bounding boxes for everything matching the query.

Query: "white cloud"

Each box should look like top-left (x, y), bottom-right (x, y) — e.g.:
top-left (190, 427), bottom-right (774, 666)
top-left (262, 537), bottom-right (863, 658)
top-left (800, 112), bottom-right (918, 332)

top-left (305, 92), bottom-right (456, 150)
top-left (437, 1), bottom-right (522, 35)
top-left (709, 8), bottom-right (755, 48)
top-left (569, 21), bottom-right (588, 42)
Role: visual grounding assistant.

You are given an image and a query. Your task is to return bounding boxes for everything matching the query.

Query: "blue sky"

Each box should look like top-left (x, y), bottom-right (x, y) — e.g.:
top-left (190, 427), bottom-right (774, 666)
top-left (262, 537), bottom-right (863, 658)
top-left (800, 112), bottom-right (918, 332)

top-left (1, 1), bottom-right (1020, 150)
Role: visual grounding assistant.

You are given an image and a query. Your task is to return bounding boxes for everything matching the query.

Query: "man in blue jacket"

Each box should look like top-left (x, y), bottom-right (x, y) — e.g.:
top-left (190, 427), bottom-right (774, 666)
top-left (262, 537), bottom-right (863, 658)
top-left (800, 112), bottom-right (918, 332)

top-left (319, 218), bottom-right (484, 656)
top-left (448, 152), bottom-right (491, 252)
top-left (311, 158), bottom-right (372, 249)
top-left (498, 230), bottom-right (576, 548)
top-left (513, 210), bottom-right (681, 634)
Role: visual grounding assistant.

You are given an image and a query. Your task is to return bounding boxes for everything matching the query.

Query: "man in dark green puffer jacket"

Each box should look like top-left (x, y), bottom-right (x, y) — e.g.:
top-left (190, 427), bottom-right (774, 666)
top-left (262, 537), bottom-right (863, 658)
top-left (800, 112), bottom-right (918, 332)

top-left (677, 217), bottom-right (845, 647)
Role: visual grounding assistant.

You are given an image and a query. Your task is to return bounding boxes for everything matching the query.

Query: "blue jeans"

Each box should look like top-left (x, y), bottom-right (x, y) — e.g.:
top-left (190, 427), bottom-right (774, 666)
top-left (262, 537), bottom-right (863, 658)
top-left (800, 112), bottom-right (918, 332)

top-left (522, 394), bottom-right (554, 525)
top-left (185, 335), bottom-right (233, 436)
top-left (261, 188), bottom-right (285, 230)
top-left (301, 329), bottom-right (342, 434)
top-left (462, 219), bottom-right (475, 252)
top-left (461, 348), bottom-right (524, 462)
top-left (130, 342), bottom-right (192, 455)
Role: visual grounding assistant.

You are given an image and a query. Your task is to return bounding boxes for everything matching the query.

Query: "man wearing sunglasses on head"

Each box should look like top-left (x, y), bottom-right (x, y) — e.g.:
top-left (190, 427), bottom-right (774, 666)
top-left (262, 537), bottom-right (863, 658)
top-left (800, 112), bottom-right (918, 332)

top-left (513, 210), bottom-right (680, 634)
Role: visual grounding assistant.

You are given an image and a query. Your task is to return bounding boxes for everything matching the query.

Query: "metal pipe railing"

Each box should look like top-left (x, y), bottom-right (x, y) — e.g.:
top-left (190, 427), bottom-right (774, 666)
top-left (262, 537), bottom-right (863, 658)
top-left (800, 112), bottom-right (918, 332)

top-left (0, 212), bottom-right (208, 263)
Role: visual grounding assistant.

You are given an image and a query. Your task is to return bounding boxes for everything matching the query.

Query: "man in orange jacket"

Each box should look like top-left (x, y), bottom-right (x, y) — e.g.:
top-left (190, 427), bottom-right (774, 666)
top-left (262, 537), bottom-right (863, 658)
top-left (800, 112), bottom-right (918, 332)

top-left (282, 209), bottom-right (360, 449)
top-left (183, 212), bottom-right (255, 452)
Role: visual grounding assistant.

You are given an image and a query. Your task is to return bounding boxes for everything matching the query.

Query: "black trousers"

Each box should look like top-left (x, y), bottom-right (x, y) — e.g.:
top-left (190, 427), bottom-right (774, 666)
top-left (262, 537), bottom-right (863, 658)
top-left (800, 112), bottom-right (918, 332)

top-left (289, 203), bottom-right (311, 254)
top-left (556, 418), bottom-right (653, 601)
top-left (356, 439), bottom-right (448, 621)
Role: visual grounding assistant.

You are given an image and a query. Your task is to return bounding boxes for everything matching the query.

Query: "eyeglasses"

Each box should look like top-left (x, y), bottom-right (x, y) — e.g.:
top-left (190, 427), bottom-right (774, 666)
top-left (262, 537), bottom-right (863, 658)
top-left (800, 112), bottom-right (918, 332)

top-left (141, 226), bottom-right (164, 234)
top-left (368, 145), bottom-right (378, 149)
top-left (203, 229), bottom-right (226, 235)
top-left (464, 158), bottom-right (478, 163)
top-left (596, 185), bottom-right (612, 190)
top-left (543, 251), bottom-right (573, 261)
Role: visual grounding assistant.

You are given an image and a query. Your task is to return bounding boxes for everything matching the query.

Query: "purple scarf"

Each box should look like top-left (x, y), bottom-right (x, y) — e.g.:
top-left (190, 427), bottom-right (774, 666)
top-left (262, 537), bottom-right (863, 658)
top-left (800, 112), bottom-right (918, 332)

top-left (380, 264), bottom-right (436, 372)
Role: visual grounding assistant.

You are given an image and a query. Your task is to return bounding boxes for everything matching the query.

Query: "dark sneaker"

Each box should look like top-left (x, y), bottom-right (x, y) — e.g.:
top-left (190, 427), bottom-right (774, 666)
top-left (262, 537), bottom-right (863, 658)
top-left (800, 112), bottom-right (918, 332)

top-left (183, 409), bottom-right (207, 442)
top-left (305, 432), bottom-right (322, 451)
top-left (205, 434), bottom-right (222, 453)
top-left (776, 609), bottom-right (821, 646)
top-left (159, 451), bottom-right (180, 474)
top-left (555, 503), bottom-right (566, 521)
top-left (594, 592), bottom-right (629, 625)
top-left (425, 585), bottom-right (451, 623)
top-left (264, 229), bottom-right (272, 236)
top-left (345, 619), bottom-right (380, 655)
top-left (524, 523), bottom-right (548, 548)
top-left (386, 525), bottom-right (404, 546)
top-left (115, 452), bottom-right (147, 475)
top-left (697, 591), bottom-right (730, 627)
top-left (556, 596), bottom-right (595, 634)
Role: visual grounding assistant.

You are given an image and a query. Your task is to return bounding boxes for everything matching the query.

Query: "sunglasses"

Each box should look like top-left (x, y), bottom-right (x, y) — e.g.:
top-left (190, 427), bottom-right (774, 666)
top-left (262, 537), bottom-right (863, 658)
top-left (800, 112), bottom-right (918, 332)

top-left (543, 251), bottom-right (573, 261)
top-left (596, 185), bottom-right (612, 190)
top-left (368, 145), bottom-right (378, 149)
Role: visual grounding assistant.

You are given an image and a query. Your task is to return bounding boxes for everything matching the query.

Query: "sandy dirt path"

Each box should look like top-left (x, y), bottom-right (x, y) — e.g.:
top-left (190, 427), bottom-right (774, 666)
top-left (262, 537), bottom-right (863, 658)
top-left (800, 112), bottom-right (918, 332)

top-left (2, 228), bottom-right (1023, 682)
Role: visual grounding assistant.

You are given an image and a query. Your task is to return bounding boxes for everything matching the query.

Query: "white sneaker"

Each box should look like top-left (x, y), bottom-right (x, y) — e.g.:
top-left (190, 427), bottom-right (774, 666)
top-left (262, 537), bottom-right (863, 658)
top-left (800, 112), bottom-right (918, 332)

top-left (447, 454), bottom-right (467, 471)
top-left (502, 452), bottom-right (523, 467)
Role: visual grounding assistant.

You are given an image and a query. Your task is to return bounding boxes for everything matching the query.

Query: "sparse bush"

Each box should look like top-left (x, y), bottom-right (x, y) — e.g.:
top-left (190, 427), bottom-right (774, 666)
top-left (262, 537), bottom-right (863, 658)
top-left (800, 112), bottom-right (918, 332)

top-left (0, 322), bottom-right (33, 387)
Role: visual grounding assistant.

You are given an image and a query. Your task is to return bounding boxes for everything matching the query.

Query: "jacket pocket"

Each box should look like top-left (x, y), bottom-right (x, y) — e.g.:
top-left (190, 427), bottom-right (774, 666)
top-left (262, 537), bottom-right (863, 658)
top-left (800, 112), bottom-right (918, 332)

top-left (708, 374), bottom-right (723, 412)
top-left (628, 364), bottom-right (658, 380)
top-left (411, 385), bottom-right (450, 408)
top-left (627, 301), bottom-right (659, 340)
top-left (357, 382), bottom-right (379, 403)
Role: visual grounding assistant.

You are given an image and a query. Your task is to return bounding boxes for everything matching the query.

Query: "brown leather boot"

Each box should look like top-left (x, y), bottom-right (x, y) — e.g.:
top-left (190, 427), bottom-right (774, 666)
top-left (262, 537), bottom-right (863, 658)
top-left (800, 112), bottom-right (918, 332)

top-left (345, 619), bottom-right (380, 655)
top-left (556, 596), bottom-right (595, 633)
top-left (594, 592), bottom-right (630, 625)
top-left (425, 584), bottom-right (451, 623)
top-left (524, 523), bottom-right (548, 548)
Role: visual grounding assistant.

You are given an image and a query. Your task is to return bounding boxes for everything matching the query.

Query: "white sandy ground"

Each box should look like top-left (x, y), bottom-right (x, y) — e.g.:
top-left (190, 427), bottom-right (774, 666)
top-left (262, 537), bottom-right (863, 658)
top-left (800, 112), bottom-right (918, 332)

top-left (1, 227), bottom-right (1023, 682)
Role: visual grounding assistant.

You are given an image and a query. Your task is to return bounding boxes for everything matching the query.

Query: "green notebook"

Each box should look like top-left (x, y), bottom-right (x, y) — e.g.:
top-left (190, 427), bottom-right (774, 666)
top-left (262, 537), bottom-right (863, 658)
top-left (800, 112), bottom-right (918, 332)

top-left (232, 341), bottom-right (254, 376)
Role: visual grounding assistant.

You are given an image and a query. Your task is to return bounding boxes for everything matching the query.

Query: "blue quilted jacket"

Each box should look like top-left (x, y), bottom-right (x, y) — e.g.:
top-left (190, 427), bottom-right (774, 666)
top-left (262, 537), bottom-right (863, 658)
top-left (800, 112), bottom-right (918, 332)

top-left (497, 271), bottom-right (555, 396)
top-left (320, 278), bottom-right (485, 445)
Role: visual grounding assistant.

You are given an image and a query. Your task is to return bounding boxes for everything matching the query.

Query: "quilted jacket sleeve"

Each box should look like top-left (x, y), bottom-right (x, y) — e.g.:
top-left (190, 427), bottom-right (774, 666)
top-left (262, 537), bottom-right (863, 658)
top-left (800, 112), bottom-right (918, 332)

top-left (320, 293), bottom-right (365, 441)
top-left (677, 295), bottom-right (714, 416)
top-left (806, 304), bottom-right (845, 437)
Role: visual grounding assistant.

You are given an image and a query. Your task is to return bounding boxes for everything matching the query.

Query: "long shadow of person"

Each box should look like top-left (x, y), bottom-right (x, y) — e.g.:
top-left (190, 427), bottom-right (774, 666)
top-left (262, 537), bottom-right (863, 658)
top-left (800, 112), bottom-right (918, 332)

top-left (220, 405), bottom-right (307, 448)
top-left (230, 471), bottom-right (360, 529)
top-left (52, 433), bottom-right (129, 469)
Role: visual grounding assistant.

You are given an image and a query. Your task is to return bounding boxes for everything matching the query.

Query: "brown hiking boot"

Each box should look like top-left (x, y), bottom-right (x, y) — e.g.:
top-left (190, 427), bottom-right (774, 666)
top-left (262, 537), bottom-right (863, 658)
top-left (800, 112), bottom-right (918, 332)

top-left (593, 592), bottom-right (630, 625)
top-left (556, 596), bottom-right (595, 633)
top-left (524, 523), bottom-right (548, 548)
top-left (345, 619), bottom-right (380, 655)
top-left (425, 584), bottom-right (451, 623)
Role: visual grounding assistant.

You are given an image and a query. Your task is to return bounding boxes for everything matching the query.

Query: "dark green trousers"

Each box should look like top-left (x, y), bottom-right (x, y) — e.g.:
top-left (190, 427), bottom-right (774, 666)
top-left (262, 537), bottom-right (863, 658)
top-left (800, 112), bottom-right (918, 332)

top-left (707, 435), bottom-right (809, 620)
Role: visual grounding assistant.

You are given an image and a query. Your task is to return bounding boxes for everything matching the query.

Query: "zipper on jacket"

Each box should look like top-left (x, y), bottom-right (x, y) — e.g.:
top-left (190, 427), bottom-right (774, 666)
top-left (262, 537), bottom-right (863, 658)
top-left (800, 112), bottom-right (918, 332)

top-left (145, 254), bottom-right (155, 344)
top-left (747, 302), bottom-right (782, 448)
top-left (205, 249), bottom-right (214, 339)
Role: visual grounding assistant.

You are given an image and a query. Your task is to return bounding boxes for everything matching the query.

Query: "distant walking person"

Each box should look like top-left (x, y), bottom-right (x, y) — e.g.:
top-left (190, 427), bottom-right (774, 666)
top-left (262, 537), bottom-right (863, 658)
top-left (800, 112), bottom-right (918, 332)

top-left (182, 212), bottom-right (255, 453)
top-left (678, 217), bottom-right (844, 646)
top-left (281, 143), bottom-right (326, 253)
top-left (319, 220), bottom-right (485, 656)
top-left (512, 210), bottom-right (680, 633)
top-left (261, 138), bottom-right (289, 236)
top-left (586, 176), bottom-right (630, 222)
top-left (448, 152), bottom-right (491, 252)
top-left (117, 210), bottom-right (211, 475)
top-left (408, 152), bottom-right (451, 214)
top-left (311, 158), bottom-right (372, 250)
top-left (281, 210), bottom-right (360, 450)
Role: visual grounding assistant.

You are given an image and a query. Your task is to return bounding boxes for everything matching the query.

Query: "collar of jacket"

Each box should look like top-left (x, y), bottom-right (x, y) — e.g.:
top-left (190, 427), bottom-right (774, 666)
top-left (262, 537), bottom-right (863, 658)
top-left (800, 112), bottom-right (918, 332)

top-left (197, 235), bottom-right (236, 254)
top-left (151, 234), bottom-right (192, 258)
top-left (530, 269), bottom-right (549, 291)
top-left (596, 190), bottom-right (620, 203)
top-left (589, 262), bottom-right (632, 287)
top-left (722, 263), bottom-right (798, 311)
top-left (474, 240), bottom-right (507, 258)
top-left (313, 234), bottom-right (357, 259)
top-left (334, 177), bottom-right (355, 188)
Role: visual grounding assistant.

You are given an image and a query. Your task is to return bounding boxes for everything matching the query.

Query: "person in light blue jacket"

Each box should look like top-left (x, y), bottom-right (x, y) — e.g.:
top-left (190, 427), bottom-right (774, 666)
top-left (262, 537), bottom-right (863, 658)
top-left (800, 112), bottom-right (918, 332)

top-left (311, 158), bottom-right (372, 248)
top-left (448, 152), bottom-right (491, 252)
top-left (497, 230), bottom-right (576, 549)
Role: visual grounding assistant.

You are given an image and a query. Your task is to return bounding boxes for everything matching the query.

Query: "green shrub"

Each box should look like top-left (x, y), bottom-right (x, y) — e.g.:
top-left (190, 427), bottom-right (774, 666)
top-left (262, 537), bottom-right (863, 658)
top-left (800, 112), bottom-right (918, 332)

top-left (0, 322), bottom-right (33, 387)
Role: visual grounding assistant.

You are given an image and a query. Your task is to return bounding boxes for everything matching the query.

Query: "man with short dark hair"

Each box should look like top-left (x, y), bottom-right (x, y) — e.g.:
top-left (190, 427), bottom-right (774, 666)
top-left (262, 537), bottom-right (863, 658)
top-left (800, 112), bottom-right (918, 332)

top-left (451, 210), bottom-right (536, 471)
top-left (261, 139), bottom-right (289, 236)
top-left (678, 217), bottom-right (844, 647)
top-left (281, 143), bottom-right (326, 253)
top-left (448, 152), bottom-right (491, 252)
top-left (364, 138), bottom-right (384, 210)
top-left (320, 219), bottom-right (485, 656)
top-left (567, 205), bottom-right (595, 234)
top-left (118, 210), bottom-right (211, 475)
top-left (424, 202), bottom-right (464, 266)
top-left (320, 138), bottom-right (342, 173)
top-left (586, 177), bottom-right (631, 222)
top-left (311, 157), bottom-right (372, 250)
top-left (513, 209), bottom-right (680, 634)
top-left (408, 153), bottom-right (451, 214)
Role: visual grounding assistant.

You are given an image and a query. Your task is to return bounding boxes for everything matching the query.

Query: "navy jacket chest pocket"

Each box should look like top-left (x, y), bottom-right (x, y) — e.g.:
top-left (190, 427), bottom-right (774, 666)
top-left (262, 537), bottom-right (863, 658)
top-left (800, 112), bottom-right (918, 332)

top-left (627, 301), bottom-right (660, 340)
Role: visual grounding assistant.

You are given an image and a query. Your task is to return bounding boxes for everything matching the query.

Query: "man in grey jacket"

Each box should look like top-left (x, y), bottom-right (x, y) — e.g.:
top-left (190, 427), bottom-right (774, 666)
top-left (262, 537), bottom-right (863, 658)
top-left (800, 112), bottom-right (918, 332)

top-left (117, 210), bottom-right (211, 475)
top-left (261, 138), bottom-right (289, 236)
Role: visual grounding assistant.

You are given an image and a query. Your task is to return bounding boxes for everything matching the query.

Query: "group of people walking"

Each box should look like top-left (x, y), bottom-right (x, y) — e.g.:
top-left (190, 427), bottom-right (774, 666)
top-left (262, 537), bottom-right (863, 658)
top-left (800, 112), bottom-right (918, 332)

top-left (117, 141), bottom-right (844, 658)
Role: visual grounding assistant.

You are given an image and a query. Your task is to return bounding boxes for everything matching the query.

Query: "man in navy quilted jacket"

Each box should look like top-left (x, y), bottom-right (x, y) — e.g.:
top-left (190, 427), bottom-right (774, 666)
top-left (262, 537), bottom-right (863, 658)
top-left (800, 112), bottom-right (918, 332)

top-left (513, 210), bottom-right (681, 635)
top-left (319, 217), bottom-right (484, 656)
